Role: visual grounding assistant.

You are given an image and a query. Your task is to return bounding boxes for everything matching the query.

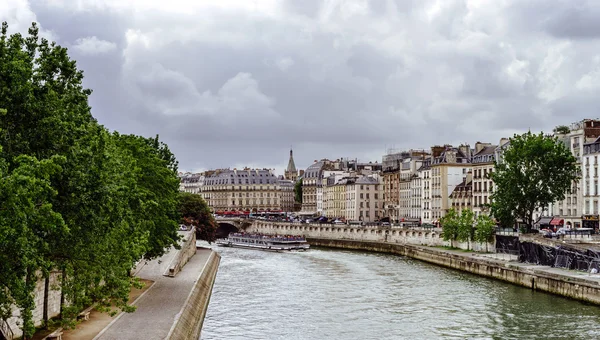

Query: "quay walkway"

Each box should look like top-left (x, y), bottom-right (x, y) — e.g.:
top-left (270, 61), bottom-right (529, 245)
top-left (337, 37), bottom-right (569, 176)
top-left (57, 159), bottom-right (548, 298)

top-left (93, 230), bottom-right (220, 340)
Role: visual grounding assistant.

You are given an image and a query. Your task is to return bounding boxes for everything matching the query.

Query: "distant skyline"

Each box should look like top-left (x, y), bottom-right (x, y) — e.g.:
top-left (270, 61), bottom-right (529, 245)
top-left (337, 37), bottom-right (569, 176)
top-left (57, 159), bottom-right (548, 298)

top-left (2, 1), bottom-right (599, 174)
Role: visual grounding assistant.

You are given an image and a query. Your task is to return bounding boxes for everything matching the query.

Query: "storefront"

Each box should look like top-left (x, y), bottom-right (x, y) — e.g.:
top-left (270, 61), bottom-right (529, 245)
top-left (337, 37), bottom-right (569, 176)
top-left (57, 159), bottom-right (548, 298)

top-left (549, 217), bottom-right (564, 231)
top-left (536, 216), bottom-right (553, 230)
top-left (582, 215), bottom-right (599, 232)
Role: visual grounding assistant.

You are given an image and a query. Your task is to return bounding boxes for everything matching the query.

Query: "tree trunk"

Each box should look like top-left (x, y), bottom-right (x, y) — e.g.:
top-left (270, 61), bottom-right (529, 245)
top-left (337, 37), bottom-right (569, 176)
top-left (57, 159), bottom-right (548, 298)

top-left (43, 273), bottom-right (49, 329)
top-left (59, 269), bottom-right (66, 320)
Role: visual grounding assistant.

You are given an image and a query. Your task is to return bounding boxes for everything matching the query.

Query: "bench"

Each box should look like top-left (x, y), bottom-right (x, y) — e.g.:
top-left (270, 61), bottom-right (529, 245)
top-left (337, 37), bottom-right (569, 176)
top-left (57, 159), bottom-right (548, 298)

top-left (77, 306), bottom-right (94, 321)
top-left (43, 328), bottom-right (63, 340)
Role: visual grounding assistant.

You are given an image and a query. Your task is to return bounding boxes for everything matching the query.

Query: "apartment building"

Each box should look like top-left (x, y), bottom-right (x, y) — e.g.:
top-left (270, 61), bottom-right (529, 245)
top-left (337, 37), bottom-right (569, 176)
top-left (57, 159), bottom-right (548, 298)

top-left (346, 176), bottom-right (382, 222)
top-left (201, 168), bottom-right (281, 212)
top-left (419, 157), bottom-right (433, 223)
top-left (430, 145), bottom-right (472, 223)
top-left (582, 136), bottom-right (600, 230)
top-left (449, 171), bottom-right (472, 211)
top-left (471, 141), bottom-right (500, 218)
top-left (552, 119), bottom-right (600, 228)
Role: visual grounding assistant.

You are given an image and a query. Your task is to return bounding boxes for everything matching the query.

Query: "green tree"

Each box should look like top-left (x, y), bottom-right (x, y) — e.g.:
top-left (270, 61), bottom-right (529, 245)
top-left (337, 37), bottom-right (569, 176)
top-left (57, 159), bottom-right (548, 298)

top-left (178, 192), bottom-right (218, 243)
top-left (294, 178), bottom-right (303, 203)
top-left (0, 22), bottom-right (183, 336)
top-left (553, 125), bottom-right (570, 134)
top-left (456, 209), bottom-right (475, 249)
top-left (490, 131), bottom-right (578, 231)
top-left (440, 208), bottom-right (459, 247)
top-left (474, 214), bottom-right (496, 252)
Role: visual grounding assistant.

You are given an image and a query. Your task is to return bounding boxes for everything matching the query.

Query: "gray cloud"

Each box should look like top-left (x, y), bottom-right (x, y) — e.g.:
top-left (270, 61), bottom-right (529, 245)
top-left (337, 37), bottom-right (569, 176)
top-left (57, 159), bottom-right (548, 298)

top-left (4, 0), bottom-right (600, 174)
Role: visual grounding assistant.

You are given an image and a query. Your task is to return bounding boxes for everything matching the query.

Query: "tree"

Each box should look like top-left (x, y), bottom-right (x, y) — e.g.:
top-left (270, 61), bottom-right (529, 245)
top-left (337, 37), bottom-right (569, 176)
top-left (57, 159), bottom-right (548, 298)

top-left (440, 209), bottom-right (459, 247)
top-left (474, 214), bottom-right (496, 252)
top-left (0, 22), bottom-right (183, 336)
top-left (490, 131), bottom-right (578, 231)
top-left (456, 209), bottom-right (475, 249)
top-left (554, 125), bottom-right (570, 134)
top-left (294, 178), bottom-right (303, 203)
top-left (178, 192), bottom-right (218, 243)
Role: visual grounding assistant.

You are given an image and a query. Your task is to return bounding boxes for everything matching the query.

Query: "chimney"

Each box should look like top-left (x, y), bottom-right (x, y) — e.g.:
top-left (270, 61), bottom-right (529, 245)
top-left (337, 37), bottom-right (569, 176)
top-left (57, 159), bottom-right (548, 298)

top-left (499, 137), bottom-right (509, 147)
top-left (431, 145), bottom-right (445, 158)
top-left (459, 144), bottom-right (471, 160)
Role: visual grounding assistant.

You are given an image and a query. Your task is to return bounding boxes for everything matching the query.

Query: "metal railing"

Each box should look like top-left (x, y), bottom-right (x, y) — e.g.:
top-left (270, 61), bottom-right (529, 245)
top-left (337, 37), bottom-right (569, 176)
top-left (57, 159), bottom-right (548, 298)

top-left (1, 319), bottom-right (13, 340)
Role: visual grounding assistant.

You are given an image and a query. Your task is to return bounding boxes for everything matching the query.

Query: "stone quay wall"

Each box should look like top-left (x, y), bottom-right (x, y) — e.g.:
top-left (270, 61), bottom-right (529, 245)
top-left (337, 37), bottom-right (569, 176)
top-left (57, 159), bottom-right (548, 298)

top-left (247, 221), bottom-right (493, 252)
top-left (166, 250), bottom-right (221, 340)
top-left (308, 238), bottom-right (600, 306)
top-left (7, 270), bottom-right (62, 339)
top-left (166, 229), bottom-right (197, 277)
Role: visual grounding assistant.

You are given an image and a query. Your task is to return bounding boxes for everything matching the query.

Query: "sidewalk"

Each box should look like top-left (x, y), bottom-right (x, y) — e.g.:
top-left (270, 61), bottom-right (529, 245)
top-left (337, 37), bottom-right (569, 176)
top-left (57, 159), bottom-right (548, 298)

top-left (95, 247), bottom-right (213, 340)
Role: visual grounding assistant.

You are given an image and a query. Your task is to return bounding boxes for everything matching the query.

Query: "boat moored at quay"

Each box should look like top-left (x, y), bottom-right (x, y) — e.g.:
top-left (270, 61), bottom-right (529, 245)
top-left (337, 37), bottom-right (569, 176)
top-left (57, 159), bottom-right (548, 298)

top-left (217, 233), bottom-right (310, 252)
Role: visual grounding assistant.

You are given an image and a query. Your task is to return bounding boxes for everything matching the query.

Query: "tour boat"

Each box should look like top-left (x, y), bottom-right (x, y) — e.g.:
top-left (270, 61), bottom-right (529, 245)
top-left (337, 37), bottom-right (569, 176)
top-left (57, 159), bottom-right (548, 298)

top-left (216, 233), bottom-right (310, 252)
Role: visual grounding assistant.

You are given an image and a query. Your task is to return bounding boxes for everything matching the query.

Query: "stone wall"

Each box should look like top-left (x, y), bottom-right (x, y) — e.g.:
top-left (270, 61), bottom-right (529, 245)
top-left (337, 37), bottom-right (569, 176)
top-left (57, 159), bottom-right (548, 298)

top-left (247, 221), bottom-right (494, 251)
top-left (166, 229), bottom-right (197, 277)
top-left (166, 250), bottom-right (221, 340)
top-left (7, 270), bottom-right (62, 339)
top-left (309, 238), bottom-right (600, 305)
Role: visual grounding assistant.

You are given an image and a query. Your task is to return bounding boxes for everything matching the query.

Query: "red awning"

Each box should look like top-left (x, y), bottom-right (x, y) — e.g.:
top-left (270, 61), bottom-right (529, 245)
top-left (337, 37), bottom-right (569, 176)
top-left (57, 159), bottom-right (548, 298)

top-left (550, 218), bottom-right (564, 226)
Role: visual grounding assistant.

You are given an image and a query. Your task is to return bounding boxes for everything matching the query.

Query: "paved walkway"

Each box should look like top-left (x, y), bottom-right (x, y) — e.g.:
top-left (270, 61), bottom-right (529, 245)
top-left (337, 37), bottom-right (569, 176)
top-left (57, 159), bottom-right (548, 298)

top-left (95, 240), bottom-right (213, 340)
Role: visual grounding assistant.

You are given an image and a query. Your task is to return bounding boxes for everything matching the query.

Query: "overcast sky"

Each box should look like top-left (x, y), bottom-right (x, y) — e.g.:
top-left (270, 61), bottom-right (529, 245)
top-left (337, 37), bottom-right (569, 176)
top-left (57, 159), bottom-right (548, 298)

top-left (3, 0), bottom-right (600, 174)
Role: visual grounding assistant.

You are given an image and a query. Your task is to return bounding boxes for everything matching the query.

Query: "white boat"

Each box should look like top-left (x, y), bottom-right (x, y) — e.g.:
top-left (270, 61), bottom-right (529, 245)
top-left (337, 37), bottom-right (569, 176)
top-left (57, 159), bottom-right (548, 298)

top-left (216, 233), bottom-right (310, 252)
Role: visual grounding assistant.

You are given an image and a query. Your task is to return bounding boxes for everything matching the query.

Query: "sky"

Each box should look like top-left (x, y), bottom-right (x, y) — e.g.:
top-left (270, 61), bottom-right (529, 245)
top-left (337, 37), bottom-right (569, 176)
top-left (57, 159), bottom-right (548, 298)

top-left (2, 0), bottom-right (600, 175)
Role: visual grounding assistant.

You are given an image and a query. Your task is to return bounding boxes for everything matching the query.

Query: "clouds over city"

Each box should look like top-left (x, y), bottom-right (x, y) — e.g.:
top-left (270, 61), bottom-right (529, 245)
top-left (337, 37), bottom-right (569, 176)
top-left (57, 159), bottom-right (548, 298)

top-left (3, 0), bottom-right (600, 173)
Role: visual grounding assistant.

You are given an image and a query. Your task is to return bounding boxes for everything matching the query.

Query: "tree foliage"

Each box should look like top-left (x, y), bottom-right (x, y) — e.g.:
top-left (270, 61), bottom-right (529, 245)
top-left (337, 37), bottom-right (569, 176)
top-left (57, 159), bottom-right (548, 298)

top-left (178, 192), bottom-right (218, 243)
top-left (0, 22), bottom-right (182, 337)
top-left (553, 125), bottom-right (570, 134)
top-left (441, 209), bottom-right (495, 250)
top-left (474, 214), bottom-right (496, 251)
top-left (490, 131), bottom-right (578, 230)
top-left (294, 178), bottom-right (303, 203)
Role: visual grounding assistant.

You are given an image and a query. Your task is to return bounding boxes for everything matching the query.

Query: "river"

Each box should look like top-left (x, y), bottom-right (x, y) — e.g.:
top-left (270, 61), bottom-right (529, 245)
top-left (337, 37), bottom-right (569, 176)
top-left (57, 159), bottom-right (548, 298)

top-left (200, 244), bottom-right (600, 340)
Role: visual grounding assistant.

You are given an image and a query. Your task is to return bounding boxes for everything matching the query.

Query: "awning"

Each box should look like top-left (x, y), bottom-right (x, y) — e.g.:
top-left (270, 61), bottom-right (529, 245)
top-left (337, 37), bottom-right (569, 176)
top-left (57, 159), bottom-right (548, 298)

top-left (550, 218), bottom-right (564, 226)
top-left (537, 217), bottom-right (553, 225)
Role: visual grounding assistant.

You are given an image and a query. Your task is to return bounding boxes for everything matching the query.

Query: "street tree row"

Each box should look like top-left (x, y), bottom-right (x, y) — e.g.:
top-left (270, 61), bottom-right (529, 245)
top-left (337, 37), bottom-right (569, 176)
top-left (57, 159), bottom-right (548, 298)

top-left (0, 22), bottom-right (215, 338)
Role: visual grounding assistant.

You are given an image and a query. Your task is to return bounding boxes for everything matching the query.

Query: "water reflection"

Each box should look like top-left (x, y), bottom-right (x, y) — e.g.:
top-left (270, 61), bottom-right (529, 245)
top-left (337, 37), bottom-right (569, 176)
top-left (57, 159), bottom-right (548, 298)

top-left (201, 244), bottom-right (600, 340)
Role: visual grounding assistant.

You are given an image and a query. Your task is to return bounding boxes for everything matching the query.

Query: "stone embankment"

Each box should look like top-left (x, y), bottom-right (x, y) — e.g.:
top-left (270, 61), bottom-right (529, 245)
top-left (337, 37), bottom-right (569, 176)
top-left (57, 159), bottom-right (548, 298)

top-left (248, 222), bottom-right (600, 305)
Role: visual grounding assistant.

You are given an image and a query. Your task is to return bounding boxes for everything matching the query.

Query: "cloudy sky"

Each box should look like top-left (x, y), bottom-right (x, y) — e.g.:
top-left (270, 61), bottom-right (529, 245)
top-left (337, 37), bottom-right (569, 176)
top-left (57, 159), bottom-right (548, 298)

top-left (2, 0), bottom-right (600, 174)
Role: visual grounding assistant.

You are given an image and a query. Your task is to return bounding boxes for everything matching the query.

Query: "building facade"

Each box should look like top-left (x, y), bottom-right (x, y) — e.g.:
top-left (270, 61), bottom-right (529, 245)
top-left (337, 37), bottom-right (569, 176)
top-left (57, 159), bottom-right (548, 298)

top-left (552, 119), bottom-right (600, 228)
top-left (449, 171), bottom-right (472, 211)
top-left (429, 145), bottom-right (472, 224)
top-left (201, 168), bottom-right (281, 212)
top-left (278, 178), bottom-right (295, 212)
top-left (179, 172), bottom-right (204, 194)
top-left (471, 142), bottom-right (498, 218)
top-left (346, 176), bottom-right (382, 222)
top-left (582, 136), bottom-right (600, 230)
top-left (382, 151), bottom-right (402, 222)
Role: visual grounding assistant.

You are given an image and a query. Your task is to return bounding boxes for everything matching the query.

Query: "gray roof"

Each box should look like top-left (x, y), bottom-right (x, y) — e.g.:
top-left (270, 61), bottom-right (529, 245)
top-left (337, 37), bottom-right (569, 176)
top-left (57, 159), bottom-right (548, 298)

top-left (286, 149), bottom-right (297, 173)
top-left (355, 176), bottom-right (379, 184)
top-left (204, 169), bottom-right (277, 185)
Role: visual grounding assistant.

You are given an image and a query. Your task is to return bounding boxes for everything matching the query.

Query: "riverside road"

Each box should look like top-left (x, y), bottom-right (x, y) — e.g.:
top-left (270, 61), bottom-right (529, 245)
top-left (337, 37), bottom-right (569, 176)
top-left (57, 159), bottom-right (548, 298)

top-left (201, 244), bottom-right (600, 340)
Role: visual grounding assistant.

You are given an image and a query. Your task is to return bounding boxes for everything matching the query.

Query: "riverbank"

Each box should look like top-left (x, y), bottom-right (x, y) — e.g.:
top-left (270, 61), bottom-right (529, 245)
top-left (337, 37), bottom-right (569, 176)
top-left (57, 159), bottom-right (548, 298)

top-left (308, 238), bottom-right (600, 305)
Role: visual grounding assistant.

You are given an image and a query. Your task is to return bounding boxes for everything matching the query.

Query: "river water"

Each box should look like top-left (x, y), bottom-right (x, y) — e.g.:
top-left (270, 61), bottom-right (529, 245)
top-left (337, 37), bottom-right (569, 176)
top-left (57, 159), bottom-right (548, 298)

top-left (200, 244), bottom-right (600, 340)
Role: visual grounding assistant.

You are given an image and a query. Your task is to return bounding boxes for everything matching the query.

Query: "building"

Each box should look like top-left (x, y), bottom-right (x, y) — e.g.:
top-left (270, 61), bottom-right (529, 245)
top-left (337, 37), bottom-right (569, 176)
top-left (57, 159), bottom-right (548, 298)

top-left (302, 160), bottom-right (328, 214)
top-left (382, 150), bottom-right (405, 222)
top-left (398, 151), bottom-right (427, 224)
top-left (346, 176), bottom-right (383, 222)
top-left (409, 173), bottom-right (422, 222)
top-left (179, 172), bottom-right (204, 194)
top-left (278, 178), bottom-right (295, 212)
top-left (419, 156), bottom-right (433, 224)
top-left (471, 141), bottom-right (500, 218)
top-left (582, 136), bottom-right (600, 230)
top-left (449, 171), bottom-right (472, 211)
top-left (284, 148), bottom-right (298, 181)
top-left (201, 168), bottom-right (281, 212)
top-left (429, 145), bottom-right (472, 224)
top-left (552, 119), bottom-right (600, 228)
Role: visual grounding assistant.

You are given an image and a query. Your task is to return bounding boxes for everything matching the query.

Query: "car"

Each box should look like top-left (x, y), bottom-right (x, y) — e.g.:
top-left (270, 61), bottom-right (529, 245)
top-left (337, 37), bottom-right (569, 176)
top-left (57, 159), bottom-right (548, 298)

top-left (333, 219), bottom-right (345, 225)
